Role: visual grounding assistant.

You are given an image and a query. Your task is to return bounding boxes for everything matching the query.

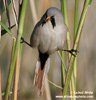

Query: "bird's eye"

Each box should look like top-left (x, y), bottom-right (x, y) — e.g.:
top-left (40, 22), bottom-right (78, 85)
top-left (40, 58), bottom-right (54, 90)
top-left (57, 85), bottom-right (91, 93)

top-left (43, 16), bottom-right (46, 21)
top-left (42, 18), bottom-right (46, 26)
top-left (41, 14), bottom-right (48, 26)
top-left (43, 14), bottom-right (47, 21)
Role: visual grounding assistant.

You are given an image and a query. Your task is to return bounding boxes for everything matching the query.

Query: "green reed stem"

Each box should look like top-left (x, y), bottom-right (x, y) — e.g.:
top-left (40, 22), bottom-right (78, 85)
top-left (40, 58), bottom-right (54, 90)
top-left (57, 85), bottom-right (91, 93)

top-left (73, 0), bottom-right (78, 80)
top-left (4, 38), bottom-right (16, 100)
top-left (70, 1), bottom-right (79, 100)
top-left (63, 0), bottom-right (92, 99)
top-left (4, 1), bottom-right (28, 100)
top-left (61, 0), bottom-right (69, 90)
top-left (61, 1), bottom-right (76, 100)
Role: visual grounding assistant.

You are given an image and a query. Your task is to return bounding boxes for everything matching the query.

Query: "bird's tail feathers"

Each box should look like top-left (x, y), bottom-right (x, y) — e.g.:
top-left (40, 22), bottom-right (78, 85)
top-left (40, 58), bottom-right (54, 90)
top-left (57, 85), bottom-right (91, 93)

top-left (34, 57), bottom-right (50, 95)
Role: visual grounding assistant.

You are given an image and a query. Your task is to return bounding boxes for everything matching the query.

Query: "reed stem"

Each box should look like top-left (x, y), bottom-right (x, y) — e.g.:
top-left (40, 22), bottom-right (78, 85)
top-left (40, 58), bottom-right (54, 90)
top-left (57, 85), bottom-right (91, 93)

top-left (4, 1), bottom-right (28, 100)
top-left (61, 1), bottom-right (76, 100)
top-left (63, 0), bottom-right (92, 99)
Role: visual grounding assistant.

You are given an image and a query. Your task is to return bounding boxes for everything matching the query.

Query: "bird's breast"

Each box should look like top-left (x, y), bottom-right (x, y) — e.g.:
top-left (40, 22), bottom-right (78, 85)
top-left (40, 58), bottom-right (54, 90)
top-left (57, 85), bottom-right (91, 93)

top-left (37, 22), bottom-right (66, 54)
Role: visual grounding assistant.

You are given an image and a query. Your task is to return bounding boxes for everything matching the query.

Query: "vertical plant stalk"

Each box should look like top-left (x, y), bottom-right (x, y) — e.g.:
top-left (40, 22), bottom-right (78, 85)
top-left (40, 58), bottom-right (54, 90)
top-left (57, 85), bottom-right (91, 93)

top-left (3, 0), bottom-right (11, 30)
top-left (0, 50), bottom-right (1, 100)
top-left (0, 0), bottom-right (1, 76)
top-left (0, 0), bottom-right (1, 40)
top-left (0, 5), bottom-right (1, 100)
top-left (74, 0), bottom-right (78, 37)
top-left (0, 21), bottom-right (15, 100)
top-left (61, 0), bottom-right (72, 96)
top-left (70, 1), bottom-right (79, 100)
top-left (62, 0), bottom-right (71, 58)
top-left (0, 22), bottom-right (15, 100)
top-left (29, 0), bottom-right (38, 24)
top-left (12, 47), bottom-right (20, 100)
top-left (73, 0), bottom-right (78, 80)
top-left (70, 74), bottom-right (75, 100)
top-left (61, 1), bottom-right (76, 100)
top-left (11, 0), bottom-right (18, 29)
top-left (11, 1), bottom-right (20, 100)
top-left (4, 1), bottom-right (28, 100)
top-left (61, 0), bottom-right (65, 88)
top-left (4, 37), bottom-right (16, 100)
top-left (12, 43), bottom-right (22, 100)
top-left (58, 51), bottom-right (67, 71)
top-left (45, 75), bottom-right (52, 100)
top-left (63, 0), bottom-right (91, 99)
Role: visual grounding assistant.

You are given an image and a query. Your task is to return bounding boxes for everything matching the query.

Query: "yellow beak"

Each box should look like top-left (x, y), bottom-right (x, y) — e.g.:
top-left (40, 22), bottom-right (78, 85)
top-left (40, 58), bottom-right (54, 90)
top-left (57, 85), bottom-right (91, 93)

top-left (45, 16), bottom-right (51, 21)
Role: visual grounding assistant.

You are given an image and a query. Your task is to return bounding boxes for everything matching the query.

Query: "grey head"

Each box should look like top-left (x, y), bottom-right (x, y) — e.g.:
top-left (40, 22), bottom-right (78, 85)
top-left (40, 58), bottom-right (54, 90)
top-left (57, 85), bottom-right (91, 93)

top-left (41, 7), bottom-right (65, 28)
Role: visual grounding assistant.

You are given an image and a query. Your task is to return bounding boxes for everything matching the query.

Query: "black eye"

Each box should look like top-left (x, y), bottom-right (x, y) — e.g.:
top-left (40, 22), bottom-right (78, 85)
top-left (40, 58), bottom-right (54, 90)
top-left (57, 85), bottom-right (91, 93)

top-left (42, 14), bottom-right (47, 26)
top-left (43, 16), bottom-right (46, 20)
top-left (51, 16), bottom-right (56, 28)
top-left (43, 14), bottom-right (47, 21)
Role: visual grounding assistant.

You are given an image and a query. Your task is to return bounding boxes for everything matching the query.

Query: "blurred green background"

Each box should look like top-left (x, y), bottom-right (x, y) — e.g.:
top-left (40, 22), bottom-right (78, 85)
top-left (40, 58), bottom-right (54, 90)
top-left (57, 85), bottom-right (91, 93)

top-left (0, 0), bottom-right (96, 100)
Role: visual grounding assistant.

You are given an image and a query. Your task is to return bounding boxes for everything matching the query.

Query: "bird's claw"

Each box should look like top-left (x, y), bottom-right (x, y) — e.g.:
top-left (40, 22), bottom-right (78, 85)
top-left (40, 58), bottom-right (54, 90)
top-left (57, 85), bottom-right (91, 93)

top-left (64, 49), bottom-right (79, 57)
top-left (21, 37), bottom-right (25, 43)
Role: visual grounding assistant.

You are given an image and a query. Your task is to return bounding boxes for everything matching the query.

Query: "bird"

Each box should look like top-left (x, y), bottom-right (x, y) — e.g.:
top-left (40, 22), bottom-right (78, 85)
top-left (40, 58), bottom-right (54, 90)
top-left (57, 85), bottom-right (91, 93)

top-left (21, 7), bottom-right (78, 95)
top-left (30, 7), bottom-right (68, 95)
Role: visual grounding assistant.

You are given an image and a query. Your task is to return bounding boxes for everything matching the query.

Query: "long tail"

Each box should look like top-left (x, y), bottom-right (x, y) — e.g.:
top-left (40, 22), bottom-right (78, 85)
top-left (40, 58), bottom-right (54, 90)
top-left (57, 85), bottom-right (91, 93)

top-left (34, 51), bottom-right (50, 95)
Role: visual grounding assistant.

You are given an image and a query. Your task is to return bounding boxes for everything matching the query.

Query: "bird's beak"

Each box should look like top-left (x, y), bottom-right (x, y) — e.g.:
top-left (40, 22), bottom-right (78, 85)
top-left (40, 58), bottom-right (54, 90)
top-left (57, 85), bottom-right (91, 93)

top-left (45, 16), bottom-right (51, 22)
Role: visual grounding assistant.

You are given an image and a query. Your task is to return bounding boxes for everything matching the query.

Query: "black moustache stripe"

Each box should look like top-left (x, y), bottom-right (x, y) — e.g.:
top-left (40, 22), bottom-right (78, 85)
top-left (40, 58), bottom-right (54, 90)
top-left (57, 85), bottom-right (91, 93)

top-left (51, 16), bottom-right (56, 28)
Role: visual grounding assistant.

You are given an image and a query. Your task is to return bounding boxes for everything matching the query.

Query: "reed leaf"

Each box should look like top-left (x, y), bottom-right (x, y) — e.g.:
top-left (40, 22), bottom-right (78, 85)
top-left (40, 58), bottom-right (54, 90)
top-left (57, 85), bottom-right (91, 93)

top-left (1, 24), bottom-right (15, 36)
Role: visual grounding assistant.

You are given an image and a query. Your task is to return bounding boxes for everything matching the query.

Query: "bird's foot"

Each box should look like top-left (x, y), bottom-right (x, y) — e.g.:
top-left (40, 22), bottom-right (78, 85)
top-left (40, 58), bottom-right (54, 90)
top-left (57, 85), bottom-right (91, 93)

top-left (20, 37), bottom-right (32, 47)
top-left (21, 37), bottom-right (25, 43)
top-left (63, 49), bottom-right (79, 57)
